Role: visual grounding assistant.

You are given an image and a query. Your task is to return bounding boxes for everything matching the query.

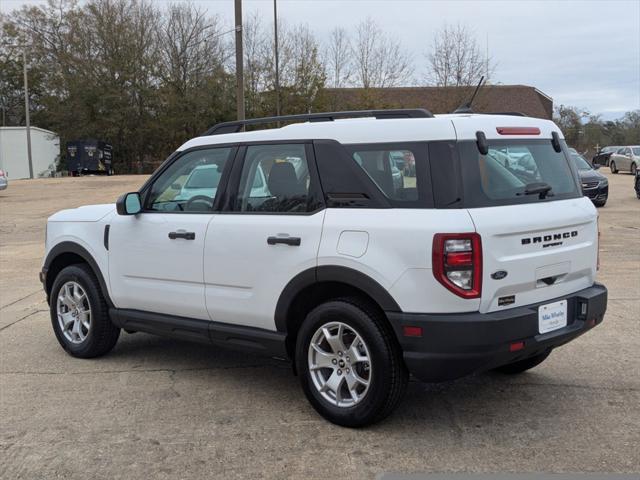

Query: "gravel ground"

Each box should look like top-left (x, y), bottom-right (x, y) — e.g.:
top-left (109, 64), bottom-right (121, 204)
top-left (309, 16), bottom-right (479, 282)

top-left (0, 171), bottom-right (638, 479)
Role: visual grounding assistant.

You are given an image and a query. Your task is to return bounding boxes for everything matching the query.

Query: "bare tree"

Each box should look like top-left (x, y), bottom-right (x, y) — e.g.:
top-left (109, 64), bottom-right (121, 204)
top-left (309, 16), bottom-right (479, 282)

top-left (325, 26), bottom-right (351, 88)
top-left (351, 17), bottom-right (413, 88)
top-left (158, 3), bottom-right (229, 93)
top-left (426, 23), bottom-right (493, 87)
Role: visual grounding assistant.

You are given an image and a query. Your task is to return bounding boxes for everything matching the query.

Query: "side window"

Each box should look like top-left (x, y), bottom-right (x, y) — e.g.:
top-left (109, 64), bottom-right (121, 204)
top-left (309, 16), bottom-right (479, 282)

top-left (617, 147), bottom-right (627, 155)
top-left (145, 147), bottom-right (233, 212)
top-left (234, 144), bottom-right (313, 213)
top-left (346, 143), bottom-right (426, 205)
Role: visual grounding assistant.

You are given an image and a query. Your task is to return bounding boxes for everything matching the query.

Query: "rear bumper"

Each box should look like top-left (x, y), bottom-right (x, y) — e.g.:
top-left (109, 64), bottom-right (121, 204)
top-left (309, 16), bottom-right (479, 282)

top-left (387, 283), bottom-right (607, 382)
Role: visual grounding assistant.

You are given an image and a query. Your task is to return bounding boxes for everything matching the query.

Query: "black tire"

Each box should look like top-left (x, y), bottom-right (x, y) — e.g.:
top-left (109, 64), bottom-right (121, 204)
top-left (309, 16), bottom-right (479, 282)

top-left (295, 298), bottom-right (408, 427)
top-left (594, 200), bottom-right (607, 208)
top-left (494, 350), bottom-right (551, 374)
top-left (50, 264), bottom-right (120, 358)
top-left (631, 162), bottom-right (637, 175)
top-left (610, 161), bottom-right (618, 174)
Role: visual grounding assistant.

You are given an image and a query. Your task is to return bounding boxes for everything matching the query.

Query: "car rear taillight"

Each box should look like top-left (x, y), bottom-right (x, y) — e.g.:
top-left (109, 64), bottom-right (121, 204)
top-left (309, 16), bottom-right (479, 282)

top-left (432, 233), bottom-right (482, 299)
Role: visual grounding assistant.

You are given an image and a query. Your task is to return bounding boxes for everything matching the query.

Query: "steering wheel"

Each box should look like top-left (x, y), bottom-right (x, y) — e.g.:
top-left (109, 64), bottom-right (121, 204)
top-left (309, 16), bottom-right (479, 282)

top-left (185, 195), bottom-right (214, 211)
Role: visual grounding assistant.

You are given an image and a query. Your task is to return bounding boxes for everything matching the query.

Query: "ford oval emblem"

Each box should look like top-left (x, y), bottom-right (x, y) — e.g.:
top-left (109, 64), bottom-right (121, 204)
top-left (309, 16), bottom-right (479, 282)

top-left (491, 270), bottom-right (508, 280)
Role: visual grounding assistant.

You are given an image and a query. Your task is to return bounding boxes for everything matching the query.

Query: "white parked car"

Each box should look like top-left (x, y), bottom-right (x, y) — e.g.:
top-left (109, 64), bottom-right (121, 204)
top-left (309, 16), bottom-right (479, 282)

top-left (41, 109), bottom-right (607, 427)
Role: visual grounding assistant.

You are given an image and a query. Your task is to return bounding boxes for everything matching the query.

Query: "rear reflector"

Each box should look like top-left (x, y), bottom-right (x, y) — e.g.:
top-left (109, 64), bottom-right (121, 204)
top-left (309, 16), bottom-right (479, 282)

top-left (509, 341), bottom-right (525, 352)
top-left (496, 127), bottom-right (541, 135)
top-left (403, 326), bottom-right (423, 337)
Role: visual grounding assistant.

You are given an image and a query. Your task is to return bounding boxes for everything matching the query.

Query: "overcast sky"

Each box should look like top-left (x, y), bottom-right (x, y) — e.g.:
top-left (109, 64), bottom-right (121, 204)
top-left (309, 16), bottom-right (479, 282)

top-left (2, 0), bottom-right (639, 120)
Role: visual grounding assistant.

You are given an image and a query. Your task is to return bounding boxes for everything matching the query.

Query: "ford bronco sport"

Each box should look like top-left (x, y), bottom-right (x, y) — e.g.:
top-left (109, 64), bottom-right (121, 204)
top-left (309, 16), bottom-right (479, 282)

top-left (41, 109), bottom-right (607, 427)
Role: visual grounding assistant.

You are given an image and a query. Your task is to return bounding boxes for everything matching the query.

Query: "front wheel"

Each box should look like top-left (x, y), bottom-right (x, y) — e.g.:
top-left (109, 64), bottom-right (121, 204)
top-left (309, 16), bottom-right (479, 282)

top-left (610, 161), bottom-right (618, 174)
top-left (631, 162), bottom-right (637, 175)
top-left (494, 350), bottom-right (551, 374)
top-left (295, 298), bottom-right (408, 427)
top-left (50, 264), bottom-right (120, 358)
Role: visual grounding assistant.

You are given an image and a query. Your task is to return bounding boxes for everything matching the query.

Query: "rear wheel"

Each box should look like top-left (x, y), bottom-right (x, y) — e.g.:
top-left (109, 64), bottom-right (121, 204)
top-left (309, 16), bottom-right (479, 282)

top-left (631, 162), bottom-right (637, 175)
top-left (494, 350), bottom-right (551, 374)
top-left (295, 298), bottom-right (408, 427)
top-left (610, 161), bottom-right (618, 174)
top-left (50, 264), bottom-right (120, 358)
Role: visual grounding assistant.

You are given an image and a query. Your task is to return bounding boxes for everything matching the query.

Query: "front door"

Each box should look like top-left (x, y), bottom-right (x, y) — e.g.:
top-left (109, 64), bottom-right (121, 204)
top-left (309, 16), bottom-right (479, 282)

top-left (109, 146), bottom-right (235, 320)
top-left (204, 143), bottom-right (325, 330)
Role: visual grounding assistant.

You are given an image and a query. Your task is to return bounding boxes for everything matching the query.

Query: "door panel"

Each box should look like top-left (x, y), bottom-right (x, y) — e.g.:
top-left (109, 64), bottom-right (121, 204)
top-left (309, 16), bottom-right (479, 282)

top-left (109, 213), bottom-right (211, 319)
top-left (204, 212), bottom-right (325, 329)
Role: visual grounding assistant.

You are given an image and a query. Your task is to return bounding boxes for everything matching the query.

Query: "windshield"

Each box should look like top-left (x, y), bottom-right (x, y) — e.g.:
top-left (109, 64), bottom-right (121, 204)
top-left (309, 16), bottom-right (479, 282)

top-left (571, 153), bottom-right (592, 171)
top-left (185, 166), bottom-right (222, 189)
top-left (459, 140), bottom-right (580, 206)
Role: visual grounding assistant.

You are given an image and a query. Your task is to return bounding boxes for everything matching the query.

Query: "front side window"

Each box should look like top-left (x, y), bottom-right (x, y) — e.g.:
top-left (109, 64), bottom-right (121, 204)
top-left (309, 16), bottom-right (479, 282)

top-left (145, 147), bottom-right (233, 212)
top-left (234, 144), bottom-right (314, 213)
top-left (633, 147), bottom-right (640, 156)
top-left (459, 140), bottom-right (581, 206)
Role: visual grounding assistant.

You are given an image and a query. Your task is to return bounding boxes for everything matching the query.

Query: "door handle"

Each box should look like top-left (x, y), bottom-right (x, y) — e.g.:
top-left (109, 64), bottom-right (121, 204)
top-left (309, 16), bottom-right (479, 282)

top-left (267, 236), bottom-right (301, 246)
top-left (168, 231), bottom-right (196, 240)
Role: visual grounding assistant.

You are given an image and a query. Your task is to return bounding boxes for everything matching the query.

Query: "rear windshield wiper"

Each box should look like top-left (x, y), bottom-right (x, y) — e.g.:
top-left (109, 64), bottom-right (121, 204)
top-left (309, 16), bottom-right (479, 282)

top-left (518, 182), bottom-right (553, 199)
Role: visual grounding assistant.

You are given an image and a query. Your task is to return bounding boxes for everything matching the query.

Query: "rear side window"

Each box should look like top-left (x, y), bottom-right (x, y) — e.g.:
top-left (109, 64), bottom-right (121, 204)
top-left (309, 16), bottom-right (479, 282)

top-left (458, 140), bottom-right (581, 207)
top-left (344, 142), bottom-right (431, 208)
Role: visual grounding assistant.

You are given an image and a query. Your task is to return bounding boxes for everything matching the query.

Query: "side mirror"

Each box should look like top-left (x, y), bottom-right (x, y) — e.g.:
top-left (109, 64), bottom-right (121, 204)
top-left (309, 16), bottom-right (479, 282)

top-left (592, 163), bottom-right (601, 170)
top-left (171, 182), bottom-right (181, 190)
top-left (116, 192), bottom-right (142, 215)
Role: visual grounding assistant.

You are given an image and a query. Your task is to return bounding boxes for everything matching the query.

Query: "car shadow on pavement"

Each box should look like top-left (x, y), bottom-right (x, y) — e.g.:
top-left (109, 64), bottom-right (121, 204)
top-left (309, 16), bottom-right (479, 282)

top-left (105, 331), bottom-right (580, 432)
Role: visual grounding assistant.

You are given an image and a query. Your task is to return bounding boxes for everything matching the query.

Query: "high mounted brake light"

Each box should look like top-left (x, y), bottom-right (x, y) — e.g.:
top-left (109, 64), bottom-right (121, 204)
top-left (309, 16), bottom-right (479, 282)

top-left (432, 233), bottom-right (482, 299)
top-left (496, 127), bottom-right (541, 135)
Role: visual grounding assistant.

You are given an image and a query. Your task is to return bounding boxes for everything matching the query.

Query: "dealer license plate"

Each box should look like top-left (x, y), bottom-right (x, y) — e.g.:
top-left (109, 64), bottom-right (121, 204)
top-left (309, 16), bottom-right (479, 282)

top-left (538, 300), bottom-right (567, 334)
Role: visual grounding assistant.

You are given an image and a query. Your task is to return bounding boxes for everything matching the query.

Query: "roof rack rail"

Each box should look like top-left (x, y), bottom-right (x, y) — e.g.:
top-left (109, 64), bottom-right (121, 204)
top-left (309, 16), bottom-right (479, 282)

top-left (486, 112), bottom-right (528, 117)
top-left (203, 109), bottom-right (434, 136)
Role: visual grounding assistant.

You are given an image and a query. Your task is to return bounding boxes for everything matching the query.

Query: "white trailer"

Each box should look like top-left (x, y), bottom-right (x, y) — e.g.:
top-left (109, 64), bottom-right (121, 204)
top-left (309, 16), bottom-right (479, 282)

top-left (0, 126), bottom-right (60, 180)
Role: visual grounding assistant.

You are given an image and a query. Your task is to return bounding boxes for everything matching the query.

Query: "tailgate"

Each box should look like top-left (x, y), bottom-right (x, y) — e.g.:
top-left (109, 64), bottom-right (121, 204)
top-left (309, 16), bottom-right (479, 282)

top-left (468, 198), bottom-right (598, 313)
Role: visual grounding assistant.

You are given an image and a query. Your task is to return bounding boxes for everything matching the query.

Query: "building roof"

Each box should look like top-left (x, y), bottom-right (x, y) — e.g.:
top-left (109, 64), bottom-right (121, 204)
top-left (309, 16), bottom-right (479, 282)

top-left (323, 84), bottom-right (553, 120)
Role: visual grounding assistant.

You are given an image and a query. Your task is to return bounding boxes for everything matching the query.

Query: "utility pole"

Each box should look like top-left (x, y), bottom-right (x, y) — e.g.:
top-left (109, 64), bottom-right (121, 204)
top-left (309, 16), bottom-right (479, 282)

top-left (22, 48), bottom-right (34, 179)
top-left (273, 0), bottom-right (281, 117)
top-left (234, 0), bottom-right (245, 121)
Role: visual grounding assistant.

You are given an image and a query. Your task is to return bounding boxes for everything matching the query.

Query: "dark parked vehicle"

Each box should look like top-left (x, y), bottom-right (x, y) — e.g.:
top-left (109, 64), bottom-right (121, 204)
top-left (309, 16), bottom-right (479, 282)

top-left (635, 167), bottom-right (640, 199)
top-left (592, 146), bottom-right (620, 167)
top-left (571, 152), bottom-right (608, 207)
top-left (66, 140), bottom-right (113, 176)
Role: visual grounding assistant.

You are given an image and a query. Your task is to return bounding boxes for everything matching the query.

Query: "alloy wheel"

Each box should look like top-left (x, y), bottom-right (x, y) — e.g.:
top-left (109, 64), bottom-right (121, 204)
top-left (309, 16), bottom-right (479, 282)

top-left (307, 321), bottom-right (372, 407)
top-left (56, 281), bottom-right (91, 344)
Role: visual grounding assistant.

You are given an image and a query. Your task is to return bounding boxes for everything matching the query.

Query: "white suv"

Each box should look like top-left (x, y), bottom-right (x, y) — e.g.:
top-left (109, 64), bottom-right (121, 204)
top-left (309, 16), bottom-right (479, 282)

top-left (41, 109), bottom-right (607, 427)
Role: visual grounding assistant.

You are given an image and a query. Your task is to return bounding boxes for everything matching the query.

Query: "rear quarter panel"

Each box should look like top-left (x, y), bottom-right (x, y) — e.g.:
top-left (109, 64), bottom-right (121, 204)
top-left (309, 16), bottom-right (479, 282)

top-left (318, 208), bottom-right (480, 313)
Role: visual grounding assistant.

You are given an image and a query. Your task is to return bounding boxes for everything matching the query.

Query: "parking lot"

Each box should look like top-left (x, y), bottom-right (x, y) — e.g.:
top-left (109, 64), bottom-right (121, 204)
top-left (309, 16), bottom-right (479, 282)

top-left (1, 171), bottom-right (638, 478)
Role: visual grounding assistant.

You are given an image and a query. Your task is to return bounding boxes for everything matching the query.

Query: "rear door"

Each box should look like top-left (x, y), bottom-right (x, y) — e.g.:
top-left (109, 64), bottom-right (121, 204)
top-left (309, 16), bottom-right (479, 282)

top-left (203, 143), bottom-right (325, 330)
top-left (453, 125), bottom-right (598, 314)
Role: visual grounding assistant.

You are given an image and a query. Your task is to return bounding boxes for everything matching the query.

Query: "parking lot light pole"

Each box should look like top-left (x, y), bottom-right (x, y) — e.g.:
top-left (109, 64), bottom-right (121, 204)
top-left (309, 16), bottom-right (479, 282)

top-left (235, 0), bottom-right (245, 122)
top-left (2, 43), bottom-right (34, 178)
top-left (22, 48), bottom-right (34, 179)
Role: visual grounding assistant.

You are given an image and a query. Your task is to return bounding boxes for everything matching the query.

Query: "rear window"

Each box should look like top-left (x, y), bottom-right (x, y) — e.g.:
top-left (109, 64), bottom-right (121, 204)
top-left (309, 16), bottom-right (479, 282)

top-left (458, 140), bottom-right (581, 207)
